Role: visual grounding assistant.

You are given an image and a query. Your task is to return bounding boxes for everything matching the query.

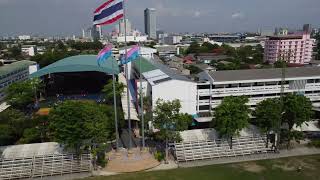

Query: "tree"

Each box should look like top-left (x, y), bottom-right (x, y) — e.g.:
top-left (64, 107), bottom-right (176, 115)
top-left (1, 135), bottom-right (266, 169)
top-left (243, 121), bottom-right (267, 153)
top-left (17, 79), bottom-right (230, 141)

top-left (9, 46), bottom-right (22, 59)
top-left (282, 93), bottom-right (313, 147)
top-left (213, 96), bottom-right (250, 149)
top-left (102, 80), bottom-right (125, 104)
top-left (254, 98), bottom-right (282, 147)
top-left (185, 65), bottom-right (202, 74)
top-left (49, 101), bottom-right (116, 155)
top-left (5, 79), bottom-right (42, 111)
top-left (186, 41), bottom-right (200, 54)
top-left (0, 109), bottom-right (30, 145)
top-left (274, 60), bottom-right (287, 68)
top-left (153, 99), bottom-right (193, 163)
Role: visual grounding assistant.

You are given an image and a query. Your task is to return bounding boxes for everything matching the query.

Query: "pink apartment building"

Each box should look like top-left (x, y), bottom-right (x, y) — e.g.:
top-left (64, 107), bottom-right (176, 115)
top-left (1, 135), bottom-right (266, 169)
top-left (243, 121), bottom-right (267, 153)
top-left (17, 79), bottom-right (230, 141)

top-left (264, 32), bottom-right (315, 64)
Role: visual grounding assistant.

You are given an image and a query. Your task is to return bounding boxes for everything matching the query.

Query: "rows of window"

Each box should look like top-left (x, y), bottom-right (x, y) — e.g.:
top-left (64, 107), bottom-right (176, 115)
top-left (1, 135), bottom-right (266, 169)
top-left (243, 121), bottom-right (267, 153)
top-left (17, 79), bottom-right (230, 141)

top-left (198, 81), bottom-right (290, 90)
top-left (0, 68), bottom-right (28, 80)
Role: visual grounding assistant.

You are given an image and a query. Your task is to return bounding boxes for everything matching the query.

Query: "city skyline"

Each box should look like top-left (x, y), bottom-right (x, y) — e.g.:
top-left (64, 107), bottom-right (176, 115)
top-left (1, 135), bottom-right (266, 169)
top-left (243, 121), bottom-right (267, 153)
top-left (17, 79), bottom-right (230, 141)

top-left (0, 0), bottom-right (320, 36)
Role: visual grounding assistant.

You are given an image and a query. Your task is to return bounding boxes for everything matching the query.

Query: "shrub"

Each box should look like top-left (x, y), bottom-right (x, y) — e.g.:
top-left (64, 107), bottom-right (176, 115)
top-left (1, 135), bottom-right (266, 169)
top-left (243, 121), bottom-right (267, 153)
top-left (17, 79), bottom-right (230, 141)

top-left (154, 151), bottom-right (165, 162)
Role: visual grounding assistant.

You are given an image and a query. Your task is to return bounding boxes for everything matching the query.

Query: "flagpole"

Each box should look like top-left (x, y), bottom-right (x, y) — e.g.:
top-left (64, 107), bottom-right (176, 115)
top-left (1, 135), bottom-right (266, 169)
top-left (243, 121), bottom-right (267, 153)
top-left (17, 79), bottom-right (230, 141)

top-left (123, 0), bottom-right (132, 150)
top-left (112, 61), bottom-right (119, 150)
top-left (139, 45), bottom-right (145, 149)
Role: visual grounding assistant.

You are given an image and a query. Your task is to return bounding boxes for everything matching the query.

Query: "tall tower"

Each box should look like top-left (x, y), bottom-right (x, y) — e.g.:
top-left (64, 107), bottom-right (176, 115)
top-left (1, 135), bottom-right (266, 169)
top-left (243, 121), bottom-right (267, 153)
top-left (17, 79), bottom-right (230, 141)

top-left (117, 19), bottom-right (132, 36)
top-left (144, 8), bottom-right (157, 39)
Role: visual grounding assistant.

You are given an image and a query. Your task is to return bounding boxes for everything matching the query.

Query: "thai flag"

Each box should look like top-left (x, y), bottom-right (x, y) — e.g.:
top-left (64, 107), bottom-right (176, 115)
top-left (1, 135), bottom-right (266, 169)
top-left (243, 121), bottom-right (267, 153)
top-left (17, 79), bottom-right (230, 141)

top-left (93, 0), bottom-right (124, 26)
top-left (97, 44), bottom-right (113, 66)
top-left (121, 45), bottom-right (140, 65)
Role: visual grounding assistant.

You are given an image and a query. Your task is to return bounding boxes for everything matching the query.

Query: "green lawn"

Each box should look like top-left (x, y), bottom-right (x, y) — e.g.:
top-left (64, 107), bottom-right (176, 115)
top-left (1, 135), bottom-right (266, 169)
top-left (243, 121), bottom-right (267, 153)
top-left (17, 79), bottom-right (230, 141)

top-left (82, 155), bottom-right (320, 180)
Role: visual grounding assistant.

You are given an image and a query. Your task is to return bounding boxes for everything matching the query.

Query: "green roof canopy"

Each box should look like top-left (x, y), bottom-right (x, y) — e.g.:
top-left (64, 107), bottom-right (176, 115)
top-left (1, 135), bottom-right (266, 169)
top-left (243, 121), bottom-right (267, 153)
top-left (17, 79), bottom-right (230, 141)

top-left (133, 57), bottom-right (157, 74)
top-left (30, 55), bottom-right (119, 78)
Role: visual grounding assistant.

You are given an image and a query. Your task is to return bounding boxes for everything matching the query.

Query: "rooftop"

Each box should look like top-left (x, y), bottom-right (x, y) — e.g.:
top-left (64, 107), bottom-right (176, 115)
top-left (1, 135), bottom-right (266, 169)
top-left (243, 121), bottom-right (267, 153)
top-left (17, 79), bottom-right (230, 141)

top-left (133, 57), bottom-right (193, 85)
top-left (0, 60), bottom-right (36, 77)
top-left (268, 35), bottom-right (303, 40)
top-left (202, 67), bottom-right (320, 82)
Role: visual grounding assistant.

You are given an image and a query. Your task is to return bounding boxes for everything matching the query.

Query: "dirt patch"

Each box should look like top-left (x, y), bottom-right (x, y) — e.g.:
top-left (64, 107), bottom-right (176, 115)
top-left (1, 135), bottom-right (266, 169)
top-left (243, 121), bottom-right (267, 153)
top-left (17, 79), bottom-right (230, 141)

top-left (272, 158), bottom-right (317, 171)
top-left (237, 162), bottom-right (266, 173)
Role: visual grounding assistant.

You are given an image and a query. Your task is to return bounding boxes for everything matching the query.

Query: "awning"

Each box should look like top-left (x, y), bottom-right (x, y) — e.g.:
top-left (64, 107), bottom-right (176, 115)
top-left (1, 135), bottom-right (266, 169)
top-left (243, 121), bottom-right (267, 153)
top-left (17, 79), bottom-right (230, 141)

top-left (30, 55), bottom-right (119, 78)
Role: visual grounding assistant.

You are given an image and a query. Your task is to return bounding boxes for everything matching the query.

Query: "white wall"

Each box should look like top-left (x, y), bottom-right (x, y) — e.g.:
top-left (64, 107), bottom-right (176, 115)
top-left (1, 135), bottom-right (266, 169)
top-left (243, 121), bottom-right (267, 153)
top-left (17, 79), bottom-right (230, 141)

top-left (152, 80), bottom-right (197, 115)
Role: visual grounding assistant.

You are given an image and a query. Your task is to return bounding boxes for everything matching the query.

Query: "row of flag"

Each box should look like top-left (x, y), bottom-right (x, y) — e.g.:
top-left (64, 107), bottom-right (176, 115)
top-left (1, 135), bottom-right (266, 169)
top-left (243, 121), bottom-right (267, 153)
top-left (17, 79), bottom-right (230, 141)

top-left (97, 44), bottom-right (140, 66)
top-left (94, 0), bottom-right (140, 66)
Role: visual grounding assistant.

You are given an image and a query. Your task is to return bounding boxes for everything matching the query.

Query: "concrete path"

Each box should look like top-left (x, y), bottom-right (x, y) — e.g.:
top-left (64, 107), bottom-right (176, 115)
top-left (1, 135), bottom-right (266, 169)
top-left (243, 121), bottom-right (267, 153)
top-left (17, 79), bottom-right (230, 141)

top-left (147, 160), bottom-right (178, 171)
top-left (178, 147), bottom-right (320, 168)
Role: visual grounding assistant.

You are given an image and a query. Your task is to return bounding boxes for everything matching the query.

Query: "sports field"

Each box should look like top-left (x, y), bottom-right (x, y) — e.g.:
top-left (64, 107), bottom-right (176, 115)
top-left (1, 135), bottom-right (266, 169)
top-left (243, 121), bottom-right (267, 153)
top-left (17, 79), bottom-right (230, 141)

top-left (83, 155), bottom-right (320, 180)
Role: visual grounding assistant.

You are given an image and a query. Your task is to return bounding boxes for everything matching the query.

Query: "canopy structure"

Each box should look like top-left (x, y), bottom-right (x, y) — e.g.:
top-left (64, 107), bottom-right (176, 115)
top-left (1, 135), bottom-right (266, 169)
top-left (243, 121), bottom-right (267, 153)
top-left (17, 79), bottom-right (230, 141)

top-left (30, 55), bottom-right (119, 78)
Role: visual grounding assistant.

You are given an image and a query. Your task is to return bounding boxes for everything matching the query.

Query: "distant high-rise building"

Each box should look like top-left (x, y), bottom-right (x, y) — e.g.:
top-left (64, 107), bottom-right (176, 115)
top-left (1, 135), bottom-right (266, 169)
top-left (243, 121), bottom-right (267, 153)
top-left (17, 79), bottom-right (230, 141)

top-left (116, 19), bottom-right (132, 36)
top-left (82, 29), bottom-right (86, 39)
top-left (144, 8), bottom-right (157, 39)
top-left (303, 24), bottom-right (312, 34)
top-left (91, 25), bottom-right (100, 41)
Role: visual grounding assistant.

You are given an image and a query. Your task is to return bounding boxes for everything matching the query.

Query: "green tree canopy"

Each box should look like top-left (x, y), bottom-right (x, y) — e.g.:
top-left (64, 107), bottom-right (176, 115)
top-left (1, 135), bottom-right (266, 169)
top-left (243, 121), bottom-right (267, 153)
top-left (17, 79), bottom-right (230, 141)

top-left (0, 109), bottom-right (30, 145)
top-left (5, 78), bottom-right (43, 111)
top-left (213, 96), bottom-right (250, 148)
top-left (254, 98), bottom-right (282, 134)
top-left (153, 99), bottom-right (193, 162)
top-left (49, 101), bottom-right (116, 153)
top-left (186, 41), bottom-right (201, 54)
top-left (254, 98), bottom-right (282, 147)
top-left (283, 93), bottom-right (314, 131)
top-left (102, 80), bottom-right (125, 104)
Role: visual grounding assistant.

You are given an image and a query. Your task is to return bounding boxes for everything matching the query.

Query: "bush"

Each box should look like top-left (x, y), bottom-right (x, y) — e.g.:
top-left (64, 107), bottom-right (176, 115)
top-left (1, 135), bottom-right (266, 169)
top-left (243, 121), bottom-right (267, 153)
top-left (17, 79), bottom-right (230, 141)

top-left (308, 140), bottom-right (320, 148)
top-left (154, 151), bottom-right (165, 162)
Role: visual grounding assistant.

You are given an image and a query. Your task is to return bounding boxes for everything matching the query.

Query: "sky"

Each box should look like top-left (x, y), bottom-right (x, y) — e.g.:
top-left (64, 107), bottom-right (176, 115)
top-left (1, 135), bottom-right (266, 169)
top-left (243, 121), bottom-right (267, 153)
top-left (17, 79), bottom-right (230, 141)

top-left (0, 0), bottom-right (319, 36)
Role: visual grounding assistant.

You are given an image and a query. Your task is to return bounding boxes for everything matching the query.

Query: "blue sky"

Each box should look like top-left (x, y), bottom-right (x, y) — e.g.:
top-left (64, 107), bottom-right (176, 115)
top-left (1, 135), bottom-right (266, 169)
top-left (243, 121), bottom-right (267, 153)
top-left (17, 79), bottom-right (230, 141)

top-left (0, 0), bottom-right (319, 36)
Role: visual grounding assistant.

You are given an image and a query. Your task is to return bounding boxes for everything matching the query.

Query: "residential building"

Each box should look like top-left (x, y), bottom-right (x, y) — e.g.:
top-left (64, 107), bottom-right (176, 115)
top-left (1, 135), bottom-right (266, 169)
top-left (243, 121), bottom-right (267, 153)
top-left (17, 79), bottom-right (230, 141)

top-left (154, 45), bottom-right (178, 57)
top-left (21, 45), bottom-right (37, 56)
top-left (163, 35), bottom-right (183, 45)
top-left (18, 35), bottom-right (31, 40)
top-left (0, 60), bottom-right (38, 101)
top-left (196, 67), bottom-right (320, 117)
top-left (133, 58), bottom-right (197, 115)
top-left (114, 35), bottom-right (148, 43)
top-left (144, 8), bottom-right (157, 39)
top-left (264, 31), bottom-right (315, 64)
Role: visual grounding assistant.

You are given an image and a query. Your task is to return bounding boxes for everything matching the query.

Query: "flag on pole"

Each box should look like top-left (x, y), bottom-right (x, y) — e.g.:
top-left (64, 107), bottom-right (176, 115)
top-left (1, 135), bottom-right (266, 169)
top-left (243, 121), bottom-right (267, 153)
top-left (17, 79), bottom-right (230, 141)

top-left (121, 45), bottom-right (140, 65)
top-left (93, 0), bottom-right (124, 26)
top-left (97, 44), bottom-right (113, 66)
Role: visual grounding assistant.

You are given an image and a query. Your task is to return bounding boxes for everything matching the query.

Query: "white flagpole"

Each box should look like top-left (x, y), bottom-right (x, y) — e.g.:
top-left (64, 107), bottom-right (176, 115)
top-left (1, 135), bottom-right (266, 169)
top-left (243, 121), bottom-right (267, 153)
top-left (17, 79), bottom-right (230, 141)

top-left (123, 0), bottom-right (132, 150)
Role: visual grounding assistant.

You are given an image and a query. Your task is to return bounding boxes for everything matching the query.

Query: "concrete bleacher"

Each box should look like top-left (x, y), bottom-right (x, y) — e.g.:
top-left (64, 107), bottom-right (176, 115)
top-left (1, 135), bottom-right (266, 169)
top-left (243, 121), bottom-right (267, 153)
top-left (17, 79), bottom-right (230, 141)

top-left (174, 125), bottom-right (271, 162)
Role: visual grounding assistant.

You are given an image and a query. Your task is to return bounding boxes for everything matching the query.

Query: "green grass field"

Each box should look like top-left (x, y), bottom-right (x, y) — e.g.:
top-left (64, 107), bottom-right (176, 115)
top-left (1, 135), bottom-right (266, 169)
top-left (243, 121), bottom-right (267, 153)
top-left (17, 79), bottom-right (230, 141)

top-left (82, 155), bottom-right (320, 180)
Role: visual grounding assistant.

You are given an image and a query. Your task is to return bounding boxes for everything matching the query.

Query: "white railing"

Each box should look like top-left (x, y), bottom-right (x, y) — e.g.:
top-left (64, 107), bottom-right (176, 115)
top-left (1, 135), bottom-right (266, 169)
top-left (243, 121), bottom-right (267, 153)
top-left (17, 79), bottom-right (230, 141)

top-left (0, 153), bottom-right (91, 180)
top-left (174, 136), bottom-right (270, 162)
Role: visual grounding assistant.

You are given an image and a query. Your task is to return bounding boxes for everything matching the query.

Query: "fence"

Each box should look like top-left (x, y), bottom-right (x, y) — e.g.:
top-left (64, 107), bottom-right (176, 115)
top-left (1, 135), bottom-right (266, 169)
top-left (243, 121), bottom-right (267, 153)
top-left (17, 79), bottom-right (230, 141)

top-left (174, 136), bottom-right (271, 162)
top-left (0, 153), bottom-right (91, 180)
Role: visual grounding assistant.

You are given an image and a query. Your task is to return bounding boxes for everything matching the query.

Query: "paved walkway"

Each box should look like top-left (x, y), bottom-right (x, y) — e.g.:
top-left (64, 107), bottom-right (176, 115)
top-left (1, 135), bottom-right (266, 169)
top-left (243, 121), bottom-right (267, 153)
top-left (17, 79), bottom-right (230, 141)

top-left (147, 160), bottom-right (178, 171)
top-left (178, 147), bottom-right (320, 168)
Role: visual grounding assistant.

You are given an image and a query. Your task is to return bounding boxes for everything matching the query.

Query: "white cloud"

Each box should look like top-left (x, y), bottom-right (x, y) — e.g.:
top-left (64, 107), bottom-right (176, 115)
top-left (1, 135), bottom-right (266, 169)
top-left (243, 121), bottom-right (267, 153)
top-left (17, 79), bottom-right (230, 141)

top-left (231, 12), bottom-right (245, 19)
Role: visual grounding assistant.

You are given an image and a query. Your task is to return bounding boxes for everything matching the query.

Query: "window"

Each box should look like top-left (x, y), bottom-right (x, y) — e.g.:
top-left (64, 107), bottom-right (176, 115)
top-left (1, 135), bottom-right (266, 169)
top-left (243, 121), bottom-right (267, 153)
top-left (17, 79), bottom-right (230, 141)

top-left (213, 85), bottom-right (225, 89)
top-left (240, 83), bottom-right (252, 87)
top-left (199, 96), bottom-right (210, 100)
top-left (198, 84), bottom-right (210, 89)
top-left (199, 105), bottom-right (210, 110)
